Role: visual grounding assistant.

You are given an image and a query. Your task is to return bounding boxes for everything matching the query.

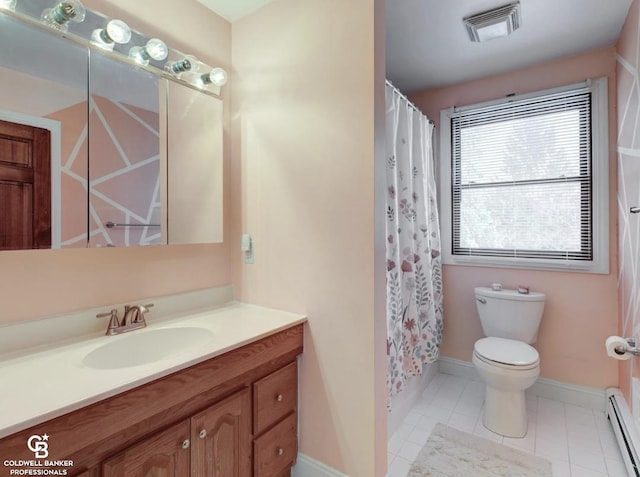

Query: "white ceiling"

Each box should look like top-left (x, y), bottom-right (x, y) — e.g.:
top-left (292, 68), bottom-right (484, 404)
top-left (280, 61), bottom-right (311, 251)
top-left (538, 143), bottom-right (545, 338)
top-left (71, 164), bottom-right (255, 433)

top-left (386, 0), bottom-right (634, 93)
top-left (196, 0), bottom-right (275, 22)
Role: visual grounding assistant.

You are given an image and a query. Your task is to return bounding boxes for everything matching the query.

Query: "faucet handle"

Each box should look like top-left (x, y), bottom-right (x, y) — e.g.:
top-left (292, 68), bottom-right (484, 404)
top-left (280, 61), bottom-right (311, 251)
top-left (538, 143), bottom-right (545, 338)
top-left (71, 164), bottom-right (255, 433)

top-left (127, 303), bottom-right (154, 324)
top-left (96, 309), bottom-right (121, 335)
top-left (134, 303), bottom-right (154, 323)
top-left (96, 309), bottom-right (116, 319)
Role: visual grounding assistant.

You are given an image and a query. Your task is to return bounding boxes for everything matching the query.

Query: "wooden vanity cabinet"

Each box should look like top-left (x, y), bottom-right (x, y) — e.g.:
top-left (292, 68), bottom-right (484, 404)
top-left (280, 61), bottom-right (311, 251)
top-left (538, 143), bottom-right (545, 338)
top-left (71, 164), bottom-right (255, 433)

top-left (0, 324), bottom-right (303, 477)
top-left (102, 420), bottom-right (191, 476)
top-left (252, 362), bottom-right (298, 477)
top-left (102, 388), bottom-right (251, 477)
top-left (191, 387), bottom-right (251, 476)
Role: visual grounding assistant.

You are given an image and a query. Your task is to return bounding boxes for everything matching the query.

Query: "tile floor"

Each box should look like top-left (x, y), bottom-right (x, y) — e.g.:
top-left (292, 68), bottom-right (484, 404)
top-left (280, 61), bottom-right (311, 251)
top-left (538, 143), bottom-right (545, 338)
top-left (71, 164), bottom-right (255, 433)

top-left (387, 373), bottom-right (628, 477)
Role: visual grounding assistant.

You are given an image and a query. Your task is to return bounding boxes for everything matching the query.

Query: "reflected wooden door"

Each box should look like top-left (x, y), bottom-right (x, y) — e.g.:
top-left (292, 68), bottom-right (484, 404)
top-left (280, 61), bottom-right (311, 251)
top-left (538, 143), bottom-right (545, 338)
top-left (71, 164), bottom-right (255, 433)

top-left (0, 119), bottom-right (50, 249)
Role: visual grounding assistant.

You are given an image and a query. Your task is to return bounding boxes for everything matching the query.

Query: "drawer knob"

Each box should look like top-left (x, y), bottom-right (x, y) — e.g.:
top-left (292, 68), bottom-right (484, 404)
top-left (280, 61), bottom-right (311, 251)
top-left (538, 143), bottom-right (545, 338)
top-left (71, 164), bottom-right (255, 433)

top-left (199, 429), bottom-right (207, 439)
top-left (276, 394), bottom-right (283, 402)
top-left (276, 447), bottom-right (284, 456)
top-left (181, 439), bottom-right (190, 449)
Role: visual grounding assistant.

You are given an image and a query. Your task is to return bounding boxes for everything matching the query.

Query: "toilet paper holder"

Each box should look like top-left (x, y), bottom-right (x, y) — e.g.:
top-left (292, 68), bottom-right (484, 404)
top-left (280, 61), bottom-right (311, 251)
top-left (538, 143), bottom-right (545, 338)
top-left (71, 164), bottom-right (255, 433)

top-left (615, 337), bottom-right (640, 357)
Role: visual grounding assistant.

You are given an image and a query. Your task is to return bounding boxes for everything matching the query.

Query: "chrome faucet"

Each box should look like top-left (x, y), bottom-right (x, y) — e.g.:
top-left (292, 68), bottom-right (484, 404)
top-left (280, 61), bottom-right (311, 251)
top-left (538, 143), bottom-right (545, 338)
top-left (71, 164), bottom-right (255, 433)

top-left (96, 303), bottom-right (154, 336)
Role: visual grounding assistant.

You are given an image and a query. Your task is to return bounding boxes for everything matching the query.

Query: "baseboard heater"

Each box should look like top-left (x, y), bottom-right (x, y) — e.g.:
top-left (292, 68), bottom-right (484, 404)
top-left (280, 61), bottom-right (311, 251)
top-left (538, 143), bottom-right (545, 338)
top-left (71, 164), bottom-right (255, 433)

top-left (607, 388), bottom-right (640, 477)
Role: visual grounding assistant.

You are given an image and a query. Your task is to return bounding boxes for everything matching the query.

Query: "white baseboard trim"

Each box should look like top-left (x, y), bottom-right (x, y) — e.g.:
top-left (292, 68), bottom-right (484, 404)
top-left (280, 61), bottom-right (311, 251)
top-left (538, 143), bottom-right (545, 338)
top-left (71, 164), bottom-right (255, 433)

top-left (438, 356), bottom-right (481, 382)
top-left (438, 357), bottom-right (607, 411)
top-left (292, 453), bottom-right (348, 477)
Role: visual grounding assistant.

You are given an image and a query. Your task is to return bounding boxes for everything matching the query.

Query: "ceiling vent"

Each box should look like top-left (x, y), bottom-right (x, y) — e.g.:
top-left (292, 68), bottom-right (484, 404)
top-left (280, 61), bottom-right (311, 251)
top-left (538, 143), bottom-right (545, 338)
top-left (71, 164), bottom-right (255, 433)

top-left (463, 2), bottom-right (521, 43)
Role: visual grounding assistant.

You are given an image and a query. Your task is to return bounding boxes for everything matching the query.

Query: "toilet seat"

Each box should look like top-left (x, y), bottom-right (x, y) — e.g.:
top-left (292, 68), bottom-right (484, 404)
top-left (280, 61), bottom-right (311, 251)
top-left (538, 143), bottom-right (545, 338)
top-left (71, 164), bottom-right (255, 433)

top-left (474, 337), bottom-right (539, 370)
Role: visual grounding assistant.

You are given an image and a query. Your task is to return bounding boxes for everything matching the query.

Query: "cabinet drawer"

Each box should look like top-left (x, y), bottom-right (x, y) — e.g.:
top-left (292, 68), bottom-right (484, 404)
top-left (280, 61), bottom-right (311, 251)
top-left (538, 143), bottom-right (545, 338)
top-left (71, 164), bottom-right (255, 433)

top-left (253, 412), bottom-right (297, 477)
top-left (253, 361), bottom-right (297, 435)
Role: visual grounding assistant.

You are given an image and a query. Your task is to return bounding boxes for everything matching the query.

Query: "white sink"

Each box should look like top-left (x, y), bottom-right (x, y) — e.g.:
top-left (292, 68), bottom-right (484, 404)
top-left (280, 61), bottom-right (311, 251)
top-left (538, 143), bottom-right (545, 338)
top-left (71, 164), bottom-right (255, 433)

top-left (82, 327), bottom-right (213, 370)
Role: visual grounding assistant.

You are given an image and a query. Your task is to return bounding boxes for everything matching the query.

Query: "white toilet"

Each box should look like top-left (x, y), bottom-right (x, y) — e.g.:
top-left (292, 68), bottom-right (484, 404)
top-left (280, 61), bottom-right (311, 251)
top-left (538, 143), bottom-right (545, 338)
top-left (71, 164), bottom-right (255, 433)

top-left (472, 286), bottom-right (545, 438)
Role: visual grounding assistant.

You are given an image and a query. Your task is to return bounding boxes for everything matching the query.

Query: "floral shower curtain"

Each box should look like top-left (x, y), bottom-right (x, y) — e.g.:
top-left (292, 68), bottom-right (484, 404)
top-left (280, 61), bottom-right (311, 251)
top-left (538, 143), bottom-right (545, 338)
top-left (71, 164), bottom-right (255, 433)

top-left (385, 82), bottom-right (443, 397)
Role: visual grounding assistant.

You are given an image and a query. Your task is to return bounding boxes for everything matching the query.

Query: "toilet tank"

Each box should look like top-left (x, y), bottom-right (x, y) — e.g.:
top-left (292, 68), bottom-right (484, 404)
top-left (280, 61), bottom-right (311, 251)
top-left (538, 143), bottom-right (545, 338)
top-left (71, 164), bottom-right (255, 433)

top-left (474, 287), bottom-right (545, 344)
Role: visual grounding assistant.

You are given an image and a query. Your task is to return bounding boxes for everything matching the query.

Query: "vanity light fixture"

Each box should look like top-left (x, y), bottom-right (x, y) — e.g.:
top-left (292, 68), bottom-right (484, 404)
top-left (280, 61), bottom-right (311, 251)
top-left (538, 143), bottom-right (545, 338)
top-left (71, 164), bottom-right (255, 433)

top-left (90, 19), bottom-right (131, 51)
top-left (41, 0), bottom-right (86, 31)
top-left (129, 38), bottom-right (168, 66)
top-left (463, 2), bottom-right (521, 43)
top-left (199, 67), bottom-right (228, 87)
top-left (0, 0), bottom-right (16, 11)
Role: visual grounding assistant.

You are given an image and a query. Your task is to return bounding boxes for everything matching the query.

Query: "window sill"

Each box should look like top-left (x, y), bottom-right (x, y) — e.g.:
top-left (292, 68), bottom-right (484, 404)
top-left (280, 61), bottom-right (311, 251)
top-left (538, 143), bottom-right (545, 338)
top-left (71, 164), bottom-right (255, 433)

top-left (443, 254), bottom-right (609, 275)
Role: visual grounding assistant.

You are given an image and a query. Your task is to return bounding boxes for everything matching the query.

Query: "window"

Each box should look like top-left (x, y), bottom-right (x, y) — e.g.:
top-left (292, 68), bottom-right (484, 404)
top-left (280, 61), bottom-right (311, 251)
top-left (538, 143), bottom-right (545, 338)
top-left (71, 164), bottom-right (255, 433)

top-left (439, 78), bottom-right (609, 273)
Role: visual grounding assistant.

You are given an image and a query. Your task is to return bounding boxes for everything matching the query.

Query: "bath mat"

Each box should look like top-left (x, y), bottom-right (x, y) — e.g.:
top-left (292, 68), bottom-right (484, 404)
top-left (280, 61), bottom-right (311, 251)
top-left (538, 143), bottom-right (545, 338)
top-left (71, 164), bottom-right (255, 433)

top-left (408, 423), bottom-right (552, 477)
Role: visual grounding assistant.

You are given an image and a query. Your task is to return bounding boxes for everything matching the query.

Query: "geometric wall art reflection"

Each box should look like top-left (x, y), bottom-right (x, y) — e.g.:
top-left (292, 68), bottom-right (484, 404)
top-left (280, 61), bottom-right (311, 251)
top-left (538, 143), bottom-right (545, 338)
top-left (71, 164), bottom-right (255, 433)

top-left (51, 96), bottom-right (160, 247)
top-left (616, 0), bottom-right (640, 416)
top-left (88, 96), bottom-right (160, 247)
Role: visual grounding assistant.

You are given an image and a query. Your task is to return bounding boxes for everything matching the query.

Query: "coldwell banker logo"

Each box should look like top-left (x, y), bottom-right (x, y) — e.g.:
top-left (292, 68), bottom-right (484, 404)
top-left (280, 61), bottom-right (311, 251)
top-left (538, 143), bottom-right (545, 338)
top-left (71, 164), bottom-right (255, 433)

top-left (27, 434), bottom-right (49, 459)
top-left (2, 433), bottom-right (74, 475)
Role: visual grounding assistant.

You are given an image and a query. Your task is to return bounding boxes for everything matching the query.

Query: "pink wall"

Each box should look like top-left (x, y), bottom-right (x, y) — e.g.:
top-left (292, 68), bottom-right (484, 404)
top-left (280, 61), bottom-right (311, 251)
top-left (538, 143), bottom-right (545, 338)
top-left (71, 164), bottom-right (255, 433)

top-left (0, 0), bottom-right (233, 324)
top-left (411, 47), bottom-right (619, 388)
top-left (232, 1), bottom-right (386, 476)
top-left (616, 0), bottom-right (640, 402)
top-left (45, 102), bottom-right (87, 246)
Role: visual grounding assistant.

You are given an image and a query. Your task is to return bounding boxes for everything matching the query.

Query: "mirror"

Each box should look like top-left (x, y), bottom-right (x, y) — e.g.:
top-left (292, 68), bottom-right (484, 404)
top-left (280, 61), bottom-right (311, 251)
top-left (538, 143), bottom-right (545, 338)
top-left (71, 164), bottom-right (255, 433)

top-left (0, 9), bottom-right (224, 250)
top-left (0, 14), bottom-right (88, 250)
top-left (88, 51), bottom-right (164, 247)
top-left (166, 80), bottom-right (223, 244)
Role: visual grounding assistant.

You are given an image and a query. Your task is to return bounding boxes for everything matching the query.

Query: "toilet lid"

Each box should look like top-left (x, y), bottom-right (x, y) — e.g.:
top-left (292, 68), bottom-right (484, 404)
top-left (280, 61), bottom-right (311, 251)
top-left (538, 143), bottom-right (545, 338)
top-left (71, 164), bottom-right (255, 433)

top-left (474, 337), bottom-right (539, 366)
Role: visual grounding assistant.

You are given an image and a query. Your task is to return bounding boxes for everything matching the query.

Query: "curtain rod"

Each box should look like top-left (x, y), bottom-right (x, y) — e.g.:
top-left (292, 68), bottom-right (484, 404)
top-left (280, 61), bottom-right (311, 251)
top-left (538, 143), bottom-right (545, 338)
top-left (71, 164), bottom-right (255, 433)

top-left (385, 79), bottom-right (434, 124)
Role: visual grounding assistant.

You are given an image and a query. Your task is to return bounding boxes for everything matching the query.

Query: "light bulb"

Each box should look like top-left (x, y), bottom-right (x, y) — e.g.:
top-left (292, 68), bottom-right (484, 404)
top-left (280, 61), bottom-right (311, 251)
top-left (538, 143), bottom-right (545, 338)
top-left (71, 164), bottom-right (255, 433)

top-left (41, 0), bottom-right (86, 31)
top-left (128, 46), bottom-right (148, 65)
top-left (200, 67), bottom-right (228, 87)
top-left (209, 67), bottom-right (228, 86)
top-left (130, 39), bottom-right (168, 65)
top-left (106, 19), bottom-right (131, 44)
top-left (91, 20), bottom-right (131, 51)
top-left (166, 55), bottom-right (198, 76)
top-left (0, 0), bottom-right (16, 11)
top-left (145, 38), bottom-right (168, 61)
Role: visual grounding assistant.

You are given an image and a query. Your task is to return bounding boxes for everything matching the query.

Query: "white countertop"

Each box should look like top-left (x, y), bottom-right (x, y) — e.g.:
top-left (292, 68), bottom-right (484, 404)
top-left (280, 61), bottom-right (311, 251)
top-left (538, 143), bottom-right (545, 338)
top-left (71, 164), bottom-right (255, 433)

top-left (0, 302), bottom-right (306, 439)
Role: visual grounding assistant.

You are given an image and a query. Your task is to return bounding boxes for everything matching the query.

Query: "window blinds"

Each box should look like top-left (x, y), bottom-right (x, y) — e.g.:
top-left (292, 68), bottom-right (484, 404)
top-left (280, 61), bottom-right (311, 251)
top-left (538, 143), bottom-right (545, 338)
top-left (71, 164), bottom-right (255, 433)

top-left (450, 87), bottom-right (592, 261)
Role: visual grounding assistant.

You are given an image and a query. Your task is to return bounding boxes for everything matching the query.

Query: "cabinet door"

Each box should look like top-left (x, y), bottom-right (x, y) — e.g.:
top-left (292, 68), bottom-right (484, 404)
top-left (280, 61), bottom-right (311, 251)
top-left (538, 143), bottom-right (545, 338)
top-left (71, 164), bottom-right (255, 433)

top-left (191, 387), bottom-right (251, 477)
top-left (102, 420), bottom-right (190, 477)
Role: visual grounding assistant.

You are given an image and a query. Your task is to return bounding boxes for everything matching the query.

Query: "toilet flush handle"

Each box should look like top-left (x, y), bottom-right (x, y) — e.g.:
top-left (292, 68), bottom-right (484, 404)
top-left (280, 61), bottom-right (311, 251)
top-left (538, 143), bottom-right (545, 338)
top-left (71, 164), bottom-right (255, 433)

top-left (476, 297), bottom-right (487, 304)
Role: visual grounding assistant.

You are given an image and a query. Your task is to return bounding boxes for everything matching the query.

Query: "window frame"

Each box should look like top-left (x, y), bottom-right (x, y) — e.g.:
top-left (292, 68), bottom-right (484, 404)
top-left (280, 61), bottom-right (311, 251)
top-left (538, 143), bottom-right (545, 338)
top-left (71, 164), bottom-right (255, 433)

top-left (439, 78), bottom-right (609, 274)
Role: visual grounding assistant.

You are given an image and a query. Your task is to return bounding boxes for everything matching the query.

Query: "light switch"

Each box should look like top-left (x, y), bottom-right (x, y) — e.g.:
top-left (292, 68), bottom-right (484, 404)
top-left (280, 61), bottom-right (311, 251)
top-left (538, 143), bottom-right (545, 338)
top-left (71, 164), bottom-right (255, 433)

top-left (241, 233), bottom-right (254, 264)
